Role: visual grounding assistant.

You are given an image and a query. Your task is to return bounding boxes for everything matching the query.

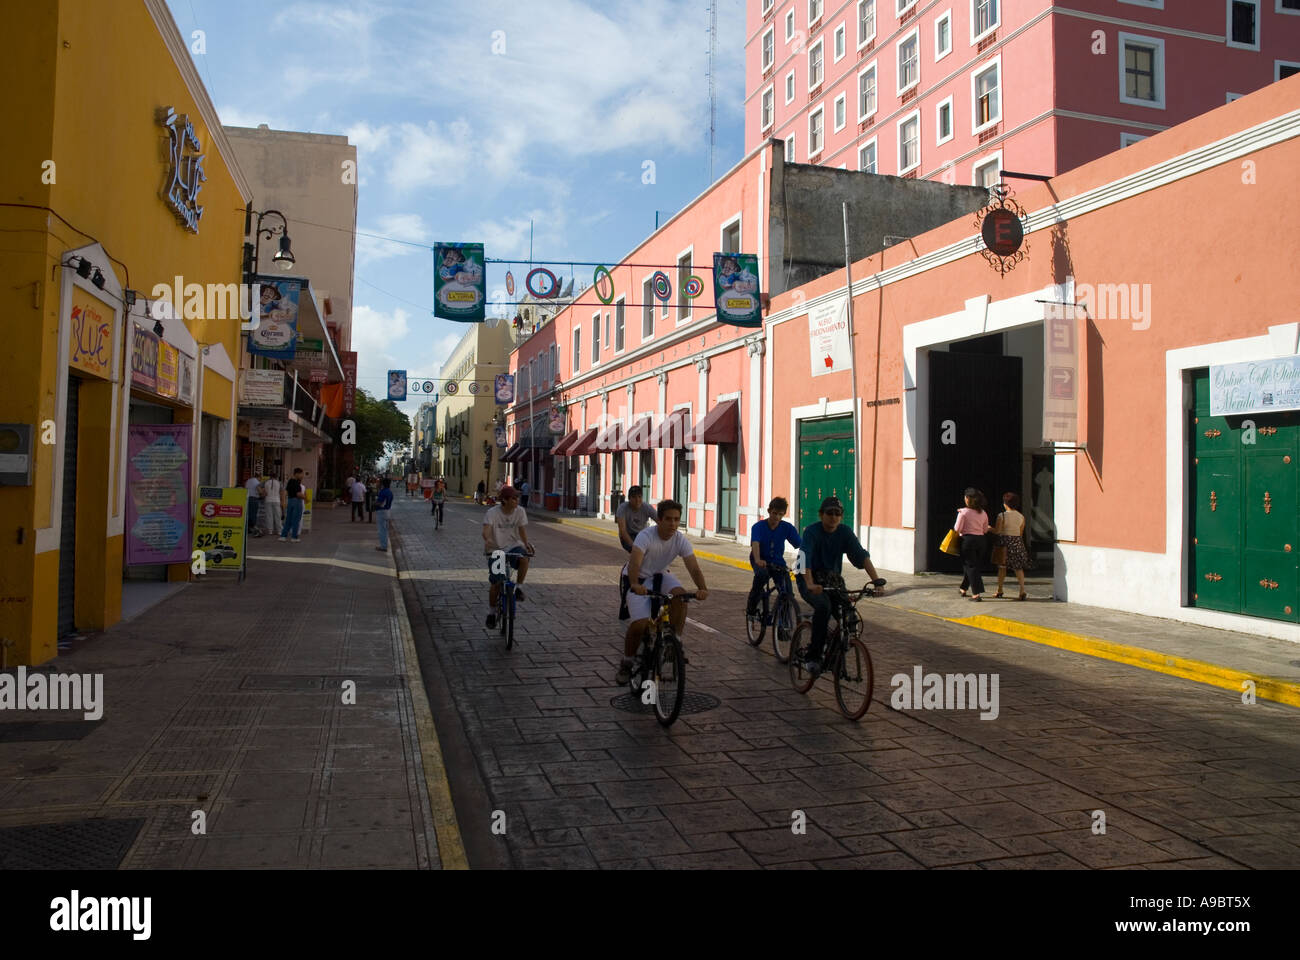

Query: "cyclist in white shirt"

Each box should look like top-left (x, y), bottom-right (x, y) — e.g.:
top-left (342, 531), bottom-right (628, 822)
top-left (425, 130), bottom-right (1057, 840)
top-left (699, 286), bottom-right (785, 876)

top-left (482, 485), bottom-right (534, 629)
top-left (617, 499), bottom-right (709, 684)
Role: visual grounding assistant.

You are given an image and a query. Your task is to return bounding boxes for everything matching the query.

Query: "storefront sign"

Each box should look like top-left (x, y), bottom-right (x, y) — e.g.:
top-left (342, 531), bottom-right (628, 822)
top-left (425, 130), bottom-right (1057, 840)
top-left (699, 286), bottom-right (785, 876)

top-left (240, 369), bottom-right (285, 407)
top-left (249, 420), bottom-right (294, 445)
top-left (1210, 356), bottom-right (1300, 415)
top-left (126, 425), bottom-right (192, 565)
top-left (807, 298), bottom-right (851, 378)
top-left (434, 242), bottom-right (486, 323)
top-left (68, 287), bottom-right (115, 380)
top-left (156, 341), bottom-right (180, 398)
top-left (341, 352), bottom-right (358, 415)
top-left (248, 277), bottom-right (301, 360)
top-left (309, 368), bottom-right (327, 384)
top-left (712, 253), bottom-right (763, 328)
top-left (131, 324), bottom-right (160, 391)
top-left (1043, 303), bottom-right (1081, 443)
top-left (192, 486), bottom-right (247, 574)
top-left (178, 353), bottom-right (196, 405)
top-left (159, 107), bottom-right (206, 233)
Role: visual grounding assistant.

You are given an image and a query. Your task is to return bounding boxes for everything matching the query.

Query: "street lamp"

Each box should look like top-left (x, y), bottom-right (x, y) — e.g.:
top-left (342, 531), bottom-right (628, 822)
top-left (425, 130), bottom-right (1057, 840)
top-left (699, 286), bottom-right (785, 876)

top-left (242, 203), bottom-right (296, 282)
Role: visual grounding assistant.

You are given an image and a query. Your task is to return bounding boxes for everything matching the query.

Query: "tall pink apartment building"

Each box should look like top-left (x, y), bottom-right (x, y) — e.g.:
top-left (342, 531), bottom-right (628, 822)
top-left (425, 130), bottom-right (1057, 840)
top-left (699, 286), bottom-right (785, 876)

top-left (747, 0), bottom-right (1300, 184)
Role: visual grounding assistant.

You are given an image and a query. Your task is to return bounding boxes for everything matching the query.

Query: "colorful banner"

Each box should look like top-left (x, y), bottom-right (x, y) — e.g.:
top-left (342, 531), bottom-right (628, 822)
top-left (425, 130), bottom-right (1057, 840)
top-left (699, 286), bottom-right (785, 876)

top-left (249, 420), bottom-right (294, 445)
top-left (248, 277), bottom-right (301, 359)
top-left (1210, 356), bottom-right (1300, 416)
top-left (341, 351), bottom-right (358, 415)
top-left (157, 341), bottom-right (180, 398)
top-left (240, 369), bottom-right (285, 406)
top-left (192, 486), bottom-right (247, 573)
top-left (1042, 303), bottom-right (1082, 444)
top-left (68, 287), bottom-right (115, 380)
top-left (712, 252), bottom-right (762, 328)
top-left (549, 404), bottom-right (566, 434)
top-left (131, 323), bottom-right (160, 390)
top-left (388, 370), bottom-right (408, 402)
top-left (494, 373), bottom-right (515, 405)
top-left (178, 352), bottom-right (196, 405)
top-left (125, 425), bottom-right (192, 565)
top-left (807, 297), bottom-right (851, 378)
top-left (434, 242), bottom-right (486, 322)
top-left (495, 424), bottom-right (507, 448)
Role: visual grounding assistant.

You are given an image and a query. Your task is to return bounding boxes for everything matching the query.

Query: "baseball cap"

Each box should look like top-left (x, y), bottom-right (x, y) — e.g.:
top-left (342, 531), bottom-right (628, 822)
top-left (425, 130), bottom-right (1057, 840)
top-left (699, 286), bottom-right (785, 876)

top-left (499, 485), bottom-right (518, 499)
top-left (819, 496), bottom-right (844, 513)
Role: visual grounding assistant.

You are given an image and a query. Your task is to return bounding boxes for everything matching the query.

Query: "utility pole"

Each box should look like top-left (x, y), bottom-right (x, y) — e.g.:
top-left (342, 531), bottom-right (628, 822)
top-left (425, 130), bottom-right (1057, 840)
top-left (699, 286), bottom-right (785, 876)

top-left (708, 1), bottom-right (718, 184)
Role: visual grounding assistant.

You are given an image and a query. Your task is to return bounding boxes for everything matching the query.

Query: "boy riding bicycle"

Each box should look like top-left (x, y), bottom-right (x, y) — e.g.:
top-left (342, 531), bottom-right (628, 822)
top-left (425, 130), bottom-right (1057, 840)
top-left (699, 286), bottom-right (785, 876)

top-left (797, 496), bottom-right (883, 677)
top-left (483, 485), bottom-right (533, 629)
top-left (746, 496), bottom-right (801, 621)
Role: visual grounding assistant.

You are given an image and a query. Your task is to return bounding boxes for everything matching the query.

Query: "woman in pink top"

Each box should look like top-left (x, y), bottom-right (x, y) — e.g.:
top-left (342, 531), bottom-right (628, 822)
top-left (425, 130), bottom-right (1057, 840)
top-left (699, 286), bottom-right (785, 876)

top-left (954, 488), bottom-right (991, 600)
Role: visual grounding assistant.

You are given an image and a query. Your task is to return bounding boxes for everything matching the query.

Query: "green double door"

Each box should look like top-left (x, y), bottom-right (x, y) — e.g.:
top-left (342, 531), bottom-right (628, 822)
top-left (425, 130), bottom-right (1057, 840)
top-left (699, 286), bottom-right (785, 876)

top-left (1191, 371), bottom-right (1299, 623)
top-left (798, 417), bottom-right (855, 532)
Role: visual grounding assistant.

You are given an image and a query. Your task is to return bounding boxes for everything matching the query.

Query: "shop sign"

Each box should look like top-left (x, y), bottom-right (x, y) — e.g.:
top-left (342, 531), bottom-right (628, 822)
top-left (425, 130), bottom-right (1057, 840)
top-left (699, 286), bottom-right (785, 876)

top-left (240, 369), bottom-right (285, 407)
top-left (807, 297), bottom-right (851, 377)
top-left (192, 486), bottom-right (247, 575)
top-left (126, 425), bottom-right (192, 565)
top-left (249, 420), bottom-right (294, 445)
top-left (132, 324), bottom-right (160, 391)
top-left (178, 353), bottom-right (196, 405)
top-left (341, 352), bottom-right (358, 415)
top-left (68, 287), bottom-right (115, 379)
top-left (157, 341), bottom-right (180, 399)
top-left (1042, 303), bottom-right (1081, 444)
top-left (309, 368), bottom-right (327, 383)
top-left (159, 107), bottom-right (206, 233)
top-left (248, 277), bottom-right (301, 360)
top-left (1211, 356), bottom-right (1300, 416)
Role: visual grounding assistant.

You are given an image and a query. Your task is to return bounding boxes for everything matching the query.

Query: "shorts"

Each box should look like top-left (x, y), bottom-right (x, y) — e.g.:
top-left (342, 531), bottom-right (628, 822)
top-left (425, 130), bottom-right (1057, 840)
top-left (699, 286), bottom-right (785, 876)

top-left (625, 569), bottom-right (683, 623)
top-left (486, 545), bottom-right (528, 584)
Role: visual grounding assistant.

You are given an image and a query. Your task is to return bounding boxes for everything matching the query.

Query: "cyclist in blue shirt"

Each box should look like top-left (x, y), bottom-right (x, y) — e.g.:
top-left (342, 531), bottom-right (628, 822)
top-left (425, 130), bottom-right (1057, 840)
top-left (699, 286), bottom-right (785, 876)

top-left (746, 497), bottom-right (801, 620)
top-left (796, 496), bottom-right (882, 677)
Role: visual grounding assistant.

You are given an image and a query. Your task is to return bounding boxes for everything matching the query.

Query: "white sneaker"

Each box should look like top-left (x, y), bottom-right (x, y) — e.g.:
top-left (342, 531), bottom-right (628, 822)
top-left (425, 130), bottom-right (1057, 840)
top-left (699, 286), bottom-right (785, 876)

top-left (290, 537), bottom-right (300, 542)
top-left (278, 537), bottom-right (287, 542)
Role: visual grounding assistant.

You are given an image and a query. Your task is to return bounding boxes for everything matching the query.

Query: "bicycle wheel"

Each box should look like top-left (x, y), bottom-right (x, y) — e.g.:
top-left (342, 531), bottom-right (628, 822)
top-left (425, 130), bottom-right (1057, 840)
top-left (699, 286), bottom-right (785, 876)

top-left (833, 637), bottom-right (874, 720)
top-left (788, 621), bottom-right (817, 694)
top-left (772, 594), bottom-right (798, 663)
top-left (652, 630), bottom-right (686, 726)
top-left (744, 601), bottom-right (766, 647)
top-left (504, 587), bottom-right (516, 650)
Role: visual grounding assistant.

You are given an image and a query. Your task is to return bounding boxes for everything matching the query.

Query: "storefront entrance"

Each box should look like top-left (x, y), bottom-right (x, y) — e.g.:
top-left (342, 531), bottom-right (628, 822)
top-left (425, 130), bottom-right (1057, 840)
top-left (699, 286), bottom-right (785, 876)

top-left (798, 416), bottom-right (855, 531)
top-left (57, 376), bottom-right (80, 637)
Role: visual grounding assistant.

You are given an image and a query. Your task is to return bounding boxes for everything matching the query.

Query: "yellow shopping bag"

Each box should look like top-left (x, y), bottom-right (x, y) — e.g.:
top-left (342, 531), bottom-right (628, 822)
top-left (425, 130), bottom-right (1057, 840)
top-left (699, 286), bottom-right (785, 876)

top-left (940, 528), bottom-right (961, 556)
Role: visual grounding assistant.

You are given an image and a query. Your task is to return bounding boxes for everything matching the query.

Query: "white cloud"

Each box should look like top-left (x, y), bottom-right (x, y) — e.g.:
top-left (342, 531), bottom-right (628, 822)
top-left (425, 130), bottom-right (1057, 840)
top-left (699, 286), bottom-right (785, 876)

top-left (355, 213), bottom-right (432, 266)
top-left (218, 104), bottom-right (289, 129)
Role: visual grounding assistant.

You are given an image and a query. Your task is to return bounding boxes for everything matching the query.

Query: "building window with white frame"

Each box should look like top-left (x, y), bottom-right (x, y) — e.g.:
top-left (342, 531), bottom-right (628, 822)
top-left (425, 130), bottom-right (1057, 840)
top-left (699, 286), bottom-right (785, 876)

top-left (809, 39), bottom-right (824, 88)
top-left (972, 0), bottom-right (999, 41)
top-left (897, 0), bottom-right (918, 15)
top-left (937, 97), bottom-right (953, 143)
top-left (786, 8), bottom-right (795, 41)
top-left (591, 314), bottom-right (600, 363)
top-left (834, 23), bottom-right (846, 60)
top-left (1277, 60), bottom-right (1300, 79)
top-left (722, 219), bottom-right (741, 253)
top-left (897, 31), bottom-right (919, 93)
top-left (1120, 132), bottom-right (1148, 147)
top-left (1119, 33), bottom-right (1165, 108)
top-left (809, 0), bottom-right (823, 25)
top-left (615, 299), bottom-right (625, 352)
top-left (898, 112), bottom-right (920, 172)
top-left (834, 92), bottom-right (847, 131)
top-left (641, 278), bottom-right (654, 339)
top-left (972, 59), bottom-right (1001, 130)
top-left (786, 135), bottom-right (796, 162)
top-left (763, 0), bottom-right (774, 13)
top-left (572, 328), bottom-right (581, 372)
top-left (859, 138), bottom-right (877, 172)
top-left (859, 64), bottom-right (877, 118)
top-left (761, 87), bottom-right (774, 130)
top-left (809, 106), bottom-right (824, 155)
top-left (973, 155), bottom-right (1000, 188)
top-left (858, 0), bottom-right (876, 45)
top-left (677, 252), bottom-right (692, 321)
top-left (762, 26), bottom-right (775, 70)
top-left (1279, 0), bottom-right (1300, 14)
top-left (936, 10), bottom-right (952, 59)
top-left (785, 70), bottom-right (796, 103)
top-left (1227, 0), bottom-right (1260, 50)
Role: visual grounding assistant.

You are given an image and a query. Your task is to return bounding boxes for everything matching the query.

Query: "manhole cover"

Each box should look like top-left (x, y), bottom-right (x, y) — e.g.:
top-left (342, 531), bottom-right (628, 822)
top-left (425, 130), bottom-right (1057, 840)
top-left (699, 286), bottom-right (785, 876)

top-left (0, 818), bottom-right (145, 869)
top-left (0, 721), bottom-right (102, 743)
top-left (609, 691), bottom-right (721, 715)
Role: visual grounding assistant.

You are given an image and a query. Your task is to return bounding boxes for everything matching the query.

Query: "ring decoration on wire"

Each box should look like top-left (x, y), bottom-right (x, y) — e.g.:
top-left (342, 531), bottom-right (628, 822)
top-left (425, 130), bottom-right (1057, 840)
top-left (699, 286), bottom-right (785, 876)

top-left (444, 380), bottom-right (459, 395)
top-left (651, 271), bottom-right (672, 302)
top-left (468, 381), bottom-right (481, 395)
top-left (593, 265), bottom-right (615, 305)
top-left (423, 381), bottom-right (434, 393)
top-left (526, 267), bottom-right (560, 299)
top-left (505, 271), bottom-right (515, 297)
top-left (683, 275), bottom-right (704, 299)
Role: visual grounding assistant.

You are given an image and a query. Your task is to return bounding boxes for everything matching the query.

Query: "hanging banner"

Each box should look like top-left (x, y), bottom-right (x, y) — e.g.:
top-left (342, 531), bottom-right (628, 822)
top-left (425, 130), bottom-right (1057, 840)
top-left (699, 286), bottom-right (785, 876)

top-left (248, 277), bottom-right (301, 359)
top-left (712, 253), bottom-right (763, 327)
top-left (388, 370), bottom-right (408, 402)
top-left (192, 486), bottom-right (248, 575)
top-left (178, 352), bottom-right (196, 405)
top-left (434, 242), bottom-right (486, 322)
top-left (240, 369), bottom-right (285, 406)
top-left (131, 323), bottom-right (160, 391)
top-left (549, 404), bottom-right (566, 434)
top-left (156, 341), bottom-right (180, 398)
top-left (807, 298), bottom-right (850, 378)
top-left (1042, 303), bottom-right (1082, 444)
top-left (494, 373), bottom-right (515, 405)
top-left (1210, 356), bottom-right (1300, 416)
top-left (341, 351), bottom-right (358, 415)
top-left (495, 424), bottom-right (507, 448)
top-left (125, 425), bottom-right (192, 565)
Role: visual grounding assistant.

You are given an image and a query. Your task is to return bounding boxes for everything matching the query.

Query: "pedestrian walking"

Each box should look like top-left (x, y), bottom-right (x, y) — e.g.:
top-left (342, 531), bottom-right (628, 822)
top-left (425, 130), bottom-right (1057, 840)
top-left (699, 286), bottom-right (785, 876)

top-left (280, 468), bottom-right (307, 541)
top-left (431, 477), bottom-right (446, 527)
top-left (261, 472), bottom-right (283, 537)
top-left (375, 477), bottom-right (395, 551)
top-left (475, 480), bottom-right (485, 504)
top-left (520, 478), bottom-right (531, 508)
top-left (366, 476), bottom-right (376, 522)
top-left (349, 476), bottom-right (366, 521)
top-left (244, 473), bottom-right (264, 538)
top-left (993, 492), bottom-right (1030, 600)
top-left (955, 488), bottom-right (991, 601)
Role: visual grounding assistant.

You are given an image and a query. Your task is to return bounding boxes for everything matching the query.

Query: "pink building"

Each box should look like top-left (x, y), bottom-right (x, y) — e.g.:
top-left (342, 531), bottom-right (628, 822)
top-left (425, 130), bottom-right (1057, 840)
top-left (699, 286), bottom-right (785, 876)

top-left (747, 0), bottom-right (1300, 185)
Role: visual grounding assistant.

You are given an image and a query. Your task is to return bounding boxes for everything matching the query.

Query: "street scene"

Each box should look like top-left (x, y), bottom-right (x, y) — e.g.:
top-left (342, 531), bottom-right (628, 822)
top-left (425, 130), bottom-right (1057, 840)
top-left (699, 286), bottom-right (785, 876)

top-left (3, 0), bottom-right (1300, 923)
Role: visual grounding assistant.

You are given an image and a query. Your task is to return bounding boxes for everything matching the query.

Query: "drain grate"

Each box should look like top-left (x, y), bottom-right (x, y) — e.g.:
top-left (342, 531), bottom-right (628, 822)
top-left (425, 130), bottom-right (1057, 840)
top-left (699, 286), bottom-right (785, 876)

top-left (609, 691), bottom-right (721, 715)
top-left (0, 721), bottom-right (102, 743)
top-left (0, 818), bottom-right (145, 869)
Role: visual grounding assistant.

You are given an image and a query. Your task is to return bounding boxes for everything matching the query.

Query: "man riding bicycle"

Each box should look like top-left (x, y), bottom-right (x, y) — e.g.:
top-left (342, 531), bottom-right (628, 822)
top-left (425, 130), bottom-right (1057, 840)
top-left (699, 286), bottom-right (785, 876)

top-left (797, 496), bottom-right (883, 677)
top-left (431, 477), bottom-right (446, 524)
top-left (617, 499), bottom-right (709, 685)
top-left (746, 496), bottom-right (801, 621)
top-left (483, 485), bottom-right (533, 629)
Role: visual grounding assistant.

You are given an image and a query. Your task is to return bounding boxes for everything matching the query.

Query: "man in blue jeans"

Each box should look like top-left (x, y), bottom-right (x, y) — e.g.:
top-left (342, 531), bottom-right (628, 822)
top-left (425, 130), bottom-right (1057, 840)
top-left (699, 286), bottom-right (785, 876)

top-left (279, 468), bottom-right (306, 542)
top-left (375, 477), bottom-right (394, 551)
top-left (796, 496), bottom-right (882, 677)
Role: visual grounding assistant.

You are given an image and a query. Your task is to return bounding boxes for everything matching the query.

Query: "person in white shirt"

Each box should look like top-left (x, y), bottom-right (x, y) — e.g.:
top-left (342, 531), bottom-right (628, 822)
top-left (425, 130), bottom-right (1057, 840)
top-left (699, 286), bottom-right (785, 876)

top-left (482, 485), bottom-right (534, 629)
top-left (350, 477), bottom-right (366, 522)
top-left (244, 474), bottom-right (264, 538)
top-left (261, 473), bottom-right (282, 536)
top-left (617, 499), bottom-right (709, 684)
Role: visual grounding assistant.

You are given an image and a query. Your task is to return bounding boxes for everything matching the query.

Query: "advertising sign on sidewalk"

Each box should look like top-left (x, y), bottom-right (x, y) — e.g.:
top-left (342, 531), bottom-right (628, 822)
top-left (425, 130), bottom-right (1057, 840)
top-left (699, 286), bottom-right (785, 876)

top-left (301, 488), bottom-right (313, 533)
top-left (193, 487), bottom-right (248, 579)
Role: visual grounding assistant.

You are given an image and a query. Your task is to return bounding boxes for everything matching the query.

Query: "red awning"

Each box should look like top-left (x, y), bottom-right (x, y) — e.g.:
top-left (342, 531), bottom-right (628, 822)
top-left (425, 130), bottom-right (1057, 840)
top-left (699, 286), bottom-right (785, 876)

top-left (651, 409), bottom-right (691, 448)
top-left (687, 399), bottom-right (739, 445)
top-left (567, 427), bottom-right (600, 456)
top-left (623, 416), bottom-right (654, 451)
top-left (595, 420), bottom-right (625, 453)
top-left (500, 443), bottom-right (522, 462)
top-left (551, 429), bottom-right (580, 456)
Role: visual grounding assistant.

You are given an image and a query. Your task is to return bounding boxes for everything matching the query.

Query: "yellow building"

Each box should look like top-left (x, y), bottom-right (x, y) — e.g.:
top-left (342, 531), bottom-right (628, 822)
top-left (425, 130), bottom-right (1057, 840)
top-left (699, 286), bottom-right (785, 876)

top-left (435, 320), bottom-right (519, 496)
top-left (0, 0), bottom-right (249, 665)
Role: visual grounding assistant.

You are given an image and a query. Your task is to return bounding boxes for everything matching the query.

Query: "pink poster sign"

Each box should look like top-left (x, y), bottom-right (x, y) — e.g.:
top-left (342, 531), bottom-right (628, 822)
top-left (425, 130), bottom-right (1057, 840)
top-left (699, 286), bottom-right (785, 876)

top-left (125, 424), bottom-right (193, 565)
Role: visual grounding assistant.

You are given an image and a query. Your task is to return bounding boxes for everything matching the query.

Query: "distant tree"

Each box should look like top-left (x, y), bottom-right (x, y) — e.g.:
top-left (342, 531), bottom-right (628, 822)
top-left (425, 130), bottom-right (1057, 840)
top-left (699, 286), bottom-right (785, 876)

top-left (352, 388), bottom-right (411, 470)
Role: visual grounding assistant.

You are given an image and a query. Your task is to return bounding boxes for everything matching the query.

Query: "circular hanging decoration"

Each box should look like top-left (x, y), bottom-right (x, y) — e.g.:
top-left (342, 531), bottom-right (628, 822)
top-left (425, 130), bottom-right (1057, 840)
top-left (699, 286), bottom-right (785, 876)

top-left (683, 275), bottom-right (704, 298)
top-left (468, 381), bottom-right (481, 395)
top-left (423, 381), bottom-right (434, 394)
top-left (593, 265), bottom-right (615, 304)
top-left (444, 380), bottom-right (459, 395)
top-left (651, 271), bottom-right (672, 302)
top-left (410, 381), bottom-right (422, 393)
top-left (526, 267), bottom-right (560, 299)
top-left (505, 271), bottom-right (515, 297)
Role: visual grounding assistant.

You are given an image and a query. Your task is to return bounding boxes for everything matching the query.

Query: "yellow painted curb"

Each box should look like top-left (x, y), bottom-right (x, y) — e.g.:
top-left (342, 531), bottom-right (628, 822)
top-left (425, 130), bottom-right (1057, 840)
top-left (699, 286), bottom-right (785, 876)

top-left (392, 581), bottom-right (470, 869)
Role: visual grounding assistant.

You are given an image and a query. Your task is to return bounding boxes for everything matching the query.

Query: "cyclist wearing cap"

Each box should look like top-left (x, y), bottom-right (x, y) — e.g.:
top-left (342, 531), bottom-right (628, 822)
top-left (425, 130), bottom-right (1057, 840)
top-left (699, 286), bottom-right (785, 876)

top-left (796, 496), bottom-right (882, 677)
top-left (483, 485), bottom-right (533, 629)
top-left (746, 496), bottom-right (801, 620)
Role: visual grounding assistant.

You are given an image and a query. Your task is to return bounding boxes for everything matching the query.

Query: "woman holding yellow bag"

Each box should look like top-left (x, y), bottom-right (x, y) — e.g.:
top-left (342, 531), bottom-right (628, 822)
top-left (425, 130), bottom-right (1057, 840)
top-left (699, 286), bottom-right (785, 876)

top-left (954, 488), bottom-right (992, 600)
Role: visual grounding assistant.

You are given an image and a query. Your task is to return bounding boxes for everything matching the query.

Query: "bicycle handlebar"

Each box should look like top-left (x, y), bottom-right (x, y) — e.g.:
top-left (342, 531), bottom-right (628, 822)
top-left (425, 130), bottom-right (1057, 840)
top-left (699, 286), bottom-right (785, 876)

top-left (647, 592), bottom-right (699, 601)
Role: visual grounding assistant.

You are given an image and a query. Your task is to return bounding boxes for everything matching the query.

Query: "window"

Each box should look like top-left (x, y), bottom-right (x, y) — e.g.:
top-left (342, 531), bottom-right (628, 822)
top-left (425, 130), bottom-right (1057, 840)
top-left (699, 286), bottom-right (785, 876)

top-left (529, 358), bottom-right (537, 397)
top-left (642, 277), bottom-right (654, 339)
top-left (722, 218), bottom-right (741, 254)
top-left (809, 0), bottom-right (823, 24)
top-left (550, 344), bottom-right (559, 384)
top-left (858, 63), bottom-right (877, 118)
top-left (676, 251), bottom-right (692, 321)
top-left (972, 0), bottom-right (999, 42)
top-left (833, 92), bottom-right (847, 131)
top-left (786, 8), bottom-right (796, 40)
top-left (762, 27), bottom-right (775, 70)
top-left (937, 96), bottom-right (953, 143)
top-left (572, 328), bottom-right (581, 372)
top-left (1120, 132), bottom-right (1148, 147)
top-left (898, 111), bottom-right (920, 172)
top-left (897, 30), bottom-right (919, 94)
top-left (1280, 0), bottom-right (1300, 14)
top-left (591, 314), bottom-right (600, 364)
top-left (761, 87), bottom-right (774, 129)
top-left (973, 154), bottom-right (1001, 188)
top-left (763, 0), bottom-right (774, 13)
top-left (785, 70), bottom-right (796, 103)
top-left (834, 24), bottom-right (848, 61)
top-left (615, 299), bottom-right (625, 352)
top-left (1118, 0), bottom-right (1163, 6)
top-left (935, 10), bottom-right (952, 60)
top-left (1119, 33), bottom-right (1165, 109)
top-left (809, 106), bottom-right (824, 155)
top-left (786, 135), bottom-right (796, 161)
top-left (858, 0), bottom-right (876, 46)
top-left (1226, 91), bottom-right (1244, 101)
top-left (605, 311), bottom-right (610, 350)
top-left (1278, 60), bottom-right (1300, 79)
top-left (897, 0), bottom-right (917, 14)
top-left (972, 58), bottom-right (1001, 131)
top-left (809, 39), bottom-right (824, 89)
top-left (1227, 1), bottom-right (1260, 50)
top-left (859, 137), bottom-right (878, 172)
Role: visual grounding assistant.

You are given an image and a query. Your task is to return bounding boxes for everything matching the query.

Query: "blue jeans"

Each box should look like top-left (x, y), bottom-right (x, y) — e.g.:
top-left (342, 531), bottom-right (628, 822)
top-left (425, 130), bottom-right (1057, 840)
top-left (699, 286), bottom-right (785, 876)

top-left (377, 508), bottom-right (390, 549)
top-left (796, 580), bottom-right (833, 661)
top-left (281, 498), bottom-right (304, 538)
top-left (247, 497), bottom-right (260, 534)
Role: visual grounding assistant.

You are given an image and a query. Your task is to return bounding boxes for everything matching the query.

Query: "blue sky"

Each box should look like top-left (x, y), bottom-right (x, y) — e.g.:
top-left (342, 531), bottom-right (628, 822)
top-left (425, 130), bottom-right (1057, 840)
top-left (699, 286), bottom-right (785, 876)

top-left (167, 0), bottom-right (746, 418)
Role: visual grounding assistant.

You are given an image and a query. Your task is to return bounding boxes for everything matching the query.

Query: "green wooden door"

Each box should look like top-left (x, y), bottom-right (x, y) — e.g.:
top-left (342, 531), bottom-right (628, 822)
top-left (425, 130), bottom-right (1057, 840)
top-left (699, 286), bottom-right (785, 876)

top-left (798, 416), bottom-right (855, 531)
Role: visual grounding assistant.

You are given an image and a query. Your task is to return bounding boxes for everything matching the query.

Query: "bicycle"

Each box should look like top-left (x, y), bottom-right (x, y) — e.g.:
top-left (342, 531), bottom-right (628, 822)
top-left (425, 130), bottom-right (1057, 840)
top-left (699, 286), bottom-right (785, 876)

top-left (627, 591), bottom-right (698, 727)
top-left (432, 496), bottom-right (445, 529)
top-left (491, 544), bottom-right (535, 650)
top-left (789, 579), bottom-right (885, 720)
top-left (745, 563), bottom-right (801, 663)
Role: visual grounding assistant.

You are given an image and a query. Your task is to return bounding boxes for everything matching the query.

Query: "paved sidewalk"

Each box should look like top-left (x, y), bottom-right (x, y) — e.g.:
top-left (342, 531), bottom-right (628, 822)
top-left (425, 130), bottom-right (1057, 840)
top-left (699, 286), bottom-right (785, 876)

top-left (0, 505), bottom-right (462, 869)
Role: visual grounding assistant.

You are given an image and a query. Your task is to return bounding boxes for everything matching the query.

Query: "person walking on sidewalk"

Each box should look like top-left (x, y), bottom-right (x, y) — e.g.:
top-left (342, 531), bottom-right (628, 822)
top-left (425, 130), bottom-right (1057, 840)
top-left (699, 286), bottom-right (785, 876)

top-left (993, 491), bottom-right (1030, 600)
top-left (475, 479), bottom-right (485, 504)
top-left (261, 472), bottom-right (282, 537)
top-left (280, 468), bottom-right (306, 541)
top-left (519, 478), bottom-right (531, 508)
top-left (350, 476), bottom-right (366, 522)
top-left (483, 485), bottom-right (533, 628)
top-left (244, 473), bottom-right (264, 539)
top-left (955, 488), bottom-right (992, 600)
top-left (375, 477), bottom-right (395, 551)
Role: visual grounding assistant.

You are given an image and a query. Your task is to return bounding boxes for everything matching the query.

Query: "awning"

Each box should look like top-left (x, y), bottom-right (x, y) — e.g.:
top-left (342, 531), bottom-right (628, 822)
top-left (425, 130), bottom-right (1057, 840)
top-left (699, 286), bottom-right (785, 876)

top-left (567, 427), bottom-right (600, 456)
top-left (501, 442), bottom-right (522, 463)
top-left (623, 415), bottom-right (653, 452)
top-left (551, 429), bottom-right (580, 457)
top-left (595, 420), bottom-right (624, 453)
top-left (687, 398), bottom-right (740, 445)
top-left (651, 409), bottom-right (692, 448)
